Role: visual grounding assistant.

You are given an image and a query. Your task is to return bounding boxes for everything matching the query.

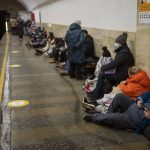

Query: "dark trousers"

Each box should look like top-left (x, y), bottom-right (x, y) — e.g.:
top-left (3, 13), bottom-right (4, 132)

top-left (69, 63), bottom-right (82, 79)
top-left (93, 93), bottom-right (135, 129)
top-left (59, 50), bottom-right (67, 62)
top-left (143, 125), bottom-right (150, 141)
top-left (108, 93), bottom-right (134, 113)
top-left (91, 72), bottom-right (118, 99)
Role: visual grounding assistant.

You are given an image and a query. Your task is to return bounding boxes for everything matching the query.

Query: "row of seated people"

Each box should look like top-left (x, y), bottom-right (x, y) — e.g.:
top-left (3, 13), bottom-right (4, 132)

top-left (64, 21), bottom-right (150, 141)
top-left (80, 32), bottom-right (150, 140)
top-left (26, 25), bottom-right (98, 79)
top-left (25, 23), bottom-right (150, 141)
top-left (82, 65), bottom-right (150, 141)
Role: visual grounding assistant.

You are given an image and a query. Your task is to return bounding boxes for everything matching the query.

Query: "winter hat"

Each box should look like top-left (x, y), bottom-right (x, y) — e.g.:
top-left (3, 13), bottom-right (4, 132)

top-left (115, 32), bottom-right (128, 45)
top-left (102, 46), bottom-right (111, 57)
top-left (74, 20), bottom-right (82, 25)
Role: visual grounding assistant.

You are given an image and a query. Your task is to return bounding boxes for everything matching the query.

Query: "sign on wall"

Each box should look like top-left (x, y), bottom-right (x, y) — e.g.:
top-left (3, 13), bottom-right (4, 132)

top-left (139, 0), bottom-right (150, 24)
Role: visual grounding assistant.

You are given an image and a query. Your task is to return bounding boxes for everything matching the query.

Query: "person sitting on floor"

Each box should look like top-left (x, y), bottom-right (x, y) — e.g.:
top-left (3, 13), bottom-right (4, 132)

top-left (87, 32), bottom-right (135, 100)
top-left (26, 27), bottom-right (47, 49)
top-left (35, 32), bottom-right (55, 54)
top-left (44, 32), bottom-right (56, 57)
top-left (48, 38), bottom-right (66, 63)
top-left (84, 46), bottom-right (115, 93)
top-left (32, 34), bottom-right (47, 49)
top-left (83, 91), bottom-right (150, 141)
top-left (82, 66), bottom-right (150, 113)
top-left (26, 27), bottom-right (41, 48)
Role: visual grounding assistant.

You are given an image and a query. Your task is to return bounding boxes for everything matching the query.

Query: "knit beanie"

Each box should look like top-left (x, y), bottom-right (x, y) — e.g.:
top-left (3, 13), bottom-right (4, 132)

top-left (102, 46), bottom-right (111, 57)
top-left (115, 32), bottom-right (128, 45)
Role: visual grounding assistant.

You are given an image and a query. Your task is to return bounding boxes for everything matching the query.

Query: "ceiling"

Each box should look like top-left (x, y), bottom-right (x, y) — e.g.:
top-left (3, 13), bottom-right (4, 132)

top-left (17, 0), bottom-right (62, 11)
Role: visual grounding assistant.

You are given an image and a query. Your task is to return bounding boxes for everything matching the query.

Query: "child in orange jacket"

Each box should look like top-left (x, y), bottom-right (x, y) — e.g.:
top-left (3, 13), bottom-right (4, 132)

top-left (119, 66), bottom-right (150, 100)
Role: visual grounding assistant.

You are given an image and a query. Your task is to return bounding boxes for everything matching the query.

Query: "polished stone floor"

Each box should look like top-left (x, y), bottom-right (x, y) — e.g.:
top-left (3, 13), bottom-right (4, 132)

top-left (1, 35), bottom-right (150, 150)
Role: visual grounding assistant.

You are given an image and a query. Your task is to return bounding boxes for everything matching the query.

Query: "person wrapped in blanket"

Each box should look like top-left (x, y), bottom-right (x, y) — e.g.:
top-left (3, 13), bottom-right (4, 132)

top-left (82, 66), bottom-right (150, 113)
top-left (83, 91), bottom-right (150, 141)
top-left (84, 46), bottom-right (115, 93)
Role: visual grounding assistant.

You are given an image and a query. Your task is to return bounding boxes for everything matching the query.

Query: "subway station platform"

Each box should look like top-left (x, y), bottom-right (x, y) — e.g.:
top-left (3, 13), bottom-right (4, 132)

top-left (0, 34), bottom-right (150, 150)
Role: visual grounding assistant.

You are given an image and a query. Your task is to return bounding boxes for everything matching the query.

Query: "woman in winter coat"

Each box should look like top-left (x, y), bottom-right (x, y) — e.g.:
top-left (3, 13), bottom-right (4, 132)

top-left (65, 20), bottom-right (85, 79)
top-left (87, 32), bottom-right (135, 99)
top-left (83, 91), bottom-right (150, 141)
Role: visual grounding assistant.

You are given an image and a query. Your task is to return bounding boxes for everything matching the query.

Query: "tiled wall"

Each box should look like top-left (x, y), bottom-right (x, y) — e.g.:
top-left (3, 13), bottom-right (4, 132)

top-left (42, 23), bottom-right (136, 58)
top-left (135, 25), bottom-right (150, 75)
top-left (39, 0), bottom-right (149, 76)
top-left (42, 22), bottom-right (150, 76)
top-left (136, 0), bottom-right (150, 75)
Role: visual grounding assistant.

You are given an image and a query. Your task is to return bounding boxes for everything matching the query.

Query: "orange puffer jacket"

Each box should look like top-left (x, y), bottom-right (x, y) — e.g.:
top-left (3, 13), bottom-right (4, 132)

top-left (119, 71), bottom-right (150, 100)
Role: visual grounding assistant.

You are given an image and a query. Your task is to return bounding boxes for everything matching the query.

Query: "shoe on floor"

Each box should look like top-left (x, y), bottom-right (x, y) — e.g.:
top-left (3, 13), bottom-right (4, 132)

top-left (49, 59), bottom-right (55, 63)
top-left (35, 49), bottom-right (43, 53)
top-left (59, 71), bottom-right (69, 76)
top-left (83, 115), bottom-right (93, 122)
top-left (82, 97), bottom-right (96, 110)
top-left (35, 52), bottom-right (43, 56)
top-left (84, 108), bottom-right (96, 114)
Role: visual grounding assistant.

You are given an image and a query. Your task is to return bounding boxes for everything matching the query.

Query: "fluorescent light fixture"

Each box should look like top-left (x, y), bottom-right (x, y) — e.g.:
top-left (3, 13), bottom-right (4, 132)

top-left (5, 21), bottom-right (8, 32)
top-left (48, 23), bottom-right (52, 27)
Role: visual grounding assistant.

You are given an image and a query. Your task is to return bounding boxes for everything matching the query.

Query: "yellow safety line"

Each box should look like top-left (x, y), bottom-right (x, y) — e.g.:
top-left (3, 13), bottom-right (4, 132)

top-left (0, 33), bottom-right (10, 103)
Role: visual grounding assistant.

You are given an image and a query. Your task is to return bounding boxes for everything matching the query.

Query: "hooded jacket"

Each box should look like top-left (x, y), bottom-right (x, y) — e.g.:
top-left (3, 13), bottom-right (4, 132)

top-left (82, 35), bottom-right (94, 58)
top-left (65, 23), bottom-right (85, 64)
top-left (119, 71), bottom-right (150, 99)
top-left (101, 44), bottom-right (135, 82)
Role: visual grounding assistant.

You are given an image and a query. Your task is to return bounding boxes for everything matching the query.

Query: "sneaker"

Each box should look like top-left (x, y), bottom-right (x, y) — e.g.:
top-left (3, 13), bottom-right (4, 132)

top-left (35, 49), bottom-right (43, 53)
top-left (49, 59), bottom-right (55, 63)
top-left (83, 97), bottom-right (88, 103)
top-left (35, 52), bottom-right (43, 56)
top-left (44, 52), bottom-right (49, 56)
top-left (59, 71), bottom-right (69, 76)
top-left (83, 115), bottom-right (93, 122)
top-left (84, 97), bottom-right (99, 105)
top-left (82, 97), bottom-right (96, 110)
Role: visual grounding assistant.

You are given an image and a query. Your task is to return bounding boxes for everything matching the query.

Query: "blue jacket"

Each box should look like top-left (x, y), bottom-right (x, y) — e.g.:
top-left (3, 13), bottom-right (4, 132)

top-left (65, 23), bottom-right (85, 64)
top-left (136, 92), bottom-right (150, 132)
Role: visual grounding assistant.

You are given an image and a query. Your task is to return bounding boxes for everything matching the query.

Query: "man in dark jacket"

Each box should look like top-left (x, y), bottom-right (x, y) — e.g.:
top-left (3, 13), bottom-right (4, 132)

top-left (88, 32), bottom-right (135, 99)
top-left (65, 20), bottom-right (85, 79)
top-left (82, 30), bottom-right (95, 59)
top-left (83, 92), bottom-right (150, 140)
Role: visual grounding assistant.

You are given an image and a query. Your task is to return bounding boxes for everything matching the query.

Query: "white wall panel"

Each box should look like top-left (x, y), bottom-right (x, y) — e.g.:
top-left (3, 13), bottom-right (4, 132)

top-left (19, 0), bottom-right (137, 32)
